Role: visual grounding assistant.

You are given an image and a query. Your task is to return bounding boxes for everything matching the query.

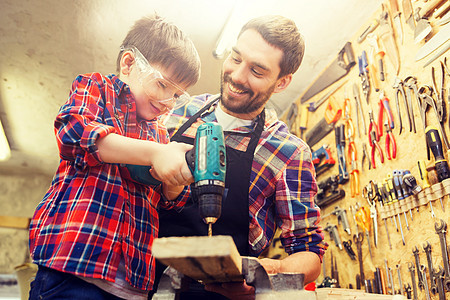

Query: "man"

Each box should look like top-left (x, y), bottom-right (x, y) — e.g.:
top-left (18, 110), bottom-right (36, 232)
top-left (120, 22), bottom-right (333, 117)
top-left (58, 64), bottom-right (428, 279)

top-left (156, 15), bottom-right (328, 299)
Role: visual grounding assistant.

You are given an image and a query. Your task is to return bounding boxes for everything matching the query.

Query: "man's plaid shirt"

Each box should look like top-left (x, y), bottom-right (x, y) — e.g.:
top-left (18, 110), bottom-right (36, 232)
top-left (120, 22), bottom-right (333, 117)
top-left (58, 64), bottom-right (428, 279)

top-left (163, 94), bottom-right (328, 259)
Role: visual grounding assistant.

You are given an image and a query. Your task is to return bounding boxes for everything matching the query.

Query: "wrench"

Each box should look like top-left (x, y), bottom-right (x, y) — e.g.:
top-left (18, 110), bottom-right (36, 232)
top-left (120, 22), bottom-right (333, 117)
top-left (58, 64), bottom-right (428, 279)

top-left (433, 266), bottom-right (446, 300)
top-left (396, 264), bottom-right (403, 295)
top-left (354, 233), bottom-right (365, 288)
top-left (423, 241), bottom-right (437, 294)
top-left (408, 262), bottom-right (419, 300)
top-left (421, 264), bottom-right (431, 300)
top-left (435, 219), bottom-right (450, 291)
top-left (413, 246), bottom-right (425, 290)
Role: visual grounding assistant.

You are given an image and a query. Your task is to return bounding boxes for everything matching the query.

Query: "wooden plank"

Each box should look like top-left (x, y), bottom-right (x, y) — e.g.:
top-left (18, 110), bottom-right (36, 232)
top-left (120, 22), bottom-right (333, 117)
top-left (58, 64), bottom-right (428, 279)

top-left (152, 235), bottom-right (243, 283)
top-left (0, 216), bottom-right (30, 229)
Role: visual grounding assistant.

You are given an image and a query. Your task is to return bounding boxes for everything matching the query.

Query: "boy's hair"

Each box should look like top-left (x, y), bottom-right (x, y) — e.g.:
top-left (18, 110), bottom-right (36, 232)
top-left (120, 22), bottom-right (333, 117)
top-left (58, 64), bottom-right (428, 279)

top-left (238, 15), bottom-right (305, 78)
top-left (117, 14), bottom-right (201, 86)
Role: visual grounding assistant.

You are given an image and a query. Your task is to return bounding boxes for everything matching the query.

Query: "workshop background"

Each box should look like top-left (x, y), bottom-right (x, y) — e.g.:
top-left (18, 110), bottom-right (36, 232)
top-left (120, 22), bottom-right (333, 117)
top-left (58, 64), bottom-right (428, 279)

top-left (0, 0), bottom-right (449, 299)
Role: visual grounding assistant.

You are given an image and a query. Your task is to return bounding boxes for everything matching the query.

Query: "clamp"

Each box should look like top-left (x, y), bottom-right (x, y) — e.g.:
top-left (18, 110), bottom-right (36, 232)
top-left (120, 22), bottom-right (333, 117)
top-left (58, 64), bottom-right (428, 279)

top-left (384, 121), bottom-right (397, 160)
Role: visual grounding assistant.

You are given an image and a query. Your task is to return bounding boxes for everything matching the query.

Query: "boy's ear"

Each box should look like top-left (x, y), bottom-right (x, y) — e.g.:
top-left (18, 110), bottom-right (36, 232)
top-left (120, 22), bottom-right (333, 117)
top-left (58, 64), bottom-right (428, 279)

top-left (273, 74), bottom-right (292, 94)
top-left (120, 51), bottom-right (134, 76)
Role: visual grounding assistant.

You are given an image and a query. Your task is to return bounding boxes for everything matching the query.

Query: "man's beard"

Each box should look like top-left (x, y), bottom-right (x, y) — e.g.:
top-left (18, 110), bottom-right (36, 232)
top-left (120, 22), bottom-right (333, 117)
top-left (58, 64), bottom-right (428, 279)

top-left (220, 73), bottom-right (275, 116)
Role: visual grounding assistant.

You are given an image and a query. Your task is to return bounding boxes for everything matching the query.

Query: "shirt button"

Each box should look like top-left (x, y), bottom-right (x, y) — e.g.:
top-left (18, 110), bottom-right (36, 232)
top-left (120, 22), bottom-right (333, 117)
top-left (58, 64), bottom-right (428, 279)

top-left (118, 236), bottom-right (123, 242)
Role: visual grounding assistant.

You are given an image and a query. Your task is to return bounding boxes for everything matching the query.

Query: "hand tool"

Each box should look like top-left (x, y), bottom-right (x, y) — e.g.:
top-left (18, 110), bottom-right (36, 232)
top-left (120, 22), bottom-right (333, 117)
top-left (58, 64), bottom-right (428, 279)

top-left (377, 91), bottom-right (395, 137)
top-left (416, 22), bottom-right (450, 61)
top-left (404, 283), bottom-right (412, 299)
top-left (348, 143), bottom-right (360, 197)
top-left (300, 42), bottom-right (356, 103)
top-left (386, 176), bottom-right (406, 245)
top-left (403, 171), bottom-right (423, 197)
top-left (332, 253), bottom-right (340, 288)
top-left (362, 182), bottom-right (379, 248)
top-left (311, 144), bottom-right (336, 176)
top-left (418, 85), bottom-right (450, 154)
top-left (431, 63), bottom-right (446, 124)
top-left (299, 104), bottom-right (308, 139)
top-left (361, 142), bottom-right (371, 170)
top-left (413, 247), bottom-right (425, 291)
top-left (374, 268), bottom-right (385, 294)
top-left (307, 80), bottom-right (347, 112)
top-left (389, 0), bottom-right (403, 44)
top-left (367, 33), bottom-right (385, 88)
top-left (435, 1), bottom-right (450, 18)
top-left (357, 19), bottom-right (380, 43)
top-left (414, 0), bottom-right (448, 44)
top-left (384, 122), bottom-right (397, 160)
top-left (335, 124), bottom-right (349, 184)
top-left (315, 175), bottom-right (345, 208)
top-left (420, 264), bottom-right (432, 300)
top-left (408, 262), bottom-right (419, 300)
top-left (423, 241), bottom-right (438, 294)
top-left (418, 160), bottom-right (436, 218)
top-left (354, 233), bottom-right (365, 288)
top-left (342, 240), bottom-right (357, 260)
top-left (305, 96), bottom-right (342, 147)
top-left (433, 266), bottom-right (446, 300)
top-left (126, 123), bottom-right (226, 237)
top-left (388, 266), bottom-right (395, 295)
top-left (396, 264), bottom-right (404, 295)
top-left (392, 77), bottom-right (408, 135)
top-left (425, 126), bottom-right (449, 210)
top-left (324, 223), bottom-right (343, 250)
top-left (379, 4), bottom-right (401, 75)
top-left (381, 182), bottom-right (399, 231)
top-left (422, 42), bottom-right (450, 68)
top-left (404, 76), bottom-right (418, 133)
top-left (393, 170), bottom-right (409, 229)
top-left (385, 259), bottom-right (393, 294)
top-left (355, 203), bottom-right (373, 259)
top-left (435, 219), bottom-right (450, 291)
top-left (358, 50), bottom-right (371, 104)
top-left (398, 170), bottom-right (414, 220)
top-left (402, 0), bottom-right (415, 31)
top-left (370, 129), bottom-right (384, 169)
top-left (376, 181), bottom-right (393, 249)
top-left (322, 206), bottom-right (351, 235)
top-left (353, 83), bottom-right (367, 136)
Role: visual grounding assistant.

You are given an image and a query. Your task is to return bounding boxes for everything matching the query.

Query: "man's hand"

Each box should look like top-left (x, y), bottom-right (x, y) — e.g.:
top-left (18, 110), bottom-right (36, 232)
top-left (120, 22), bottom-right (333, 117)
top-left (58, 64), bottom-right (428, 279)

top-left (204, 281), bottom-right (255, 300)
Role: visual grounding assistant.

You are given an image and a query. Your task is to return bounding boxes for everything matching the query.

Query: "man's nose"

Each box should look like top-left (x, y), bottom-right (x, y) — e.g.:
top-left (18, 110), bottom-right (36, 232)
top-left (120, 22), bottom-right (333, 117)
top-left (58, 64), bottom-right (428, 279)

top-left (230, 64), bottom-right (248, 85)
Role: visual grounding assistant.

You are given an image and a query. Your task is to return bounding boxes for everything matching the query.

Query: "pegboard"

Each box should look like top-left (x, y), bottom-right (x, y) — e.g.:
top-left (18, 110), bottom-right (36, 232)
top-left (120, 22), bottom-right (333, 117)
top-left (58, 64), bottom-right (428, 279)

top-left (282, 1), bottom-right (450, 298)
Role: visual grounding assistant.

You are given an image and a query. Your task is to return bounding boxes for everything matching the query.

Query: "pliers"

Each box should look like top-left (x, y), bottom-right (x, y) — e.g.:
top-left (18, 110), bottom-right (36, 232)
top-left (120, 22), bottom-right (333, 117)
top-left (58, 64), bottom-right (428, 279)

top-left (348, 138), bottom-right (359, 197)
top-left (431, 62), bottom-right (446, 123)
top-left (384, 121), bottom-right (397, 160)
top-left (361, 142), bottom-right (371, 170)
top-left (392, 77), bottom-right (408, 135)
top-left (368, 110), bottom-right (384, 169)
top-left (377, 91), bottom-right (394, 137)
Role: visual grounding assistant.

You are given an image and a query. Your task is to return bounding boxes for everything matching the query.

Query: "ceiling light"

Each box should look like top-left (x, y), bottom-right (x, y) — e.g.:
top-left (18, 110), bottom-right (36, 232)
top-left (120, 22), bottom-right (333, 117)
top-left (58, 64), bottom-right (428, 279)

top-left (0, 119), bottom-right (11, 161)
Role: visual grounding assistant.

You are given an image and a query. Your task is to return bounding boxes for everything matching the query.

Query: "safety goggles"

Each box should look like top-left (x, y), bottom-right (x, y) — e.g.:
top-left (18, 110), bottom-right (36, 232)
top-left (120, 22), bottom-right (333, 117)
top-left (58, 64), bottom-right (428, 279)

top-left (124, 46), bottom-right (191, 109)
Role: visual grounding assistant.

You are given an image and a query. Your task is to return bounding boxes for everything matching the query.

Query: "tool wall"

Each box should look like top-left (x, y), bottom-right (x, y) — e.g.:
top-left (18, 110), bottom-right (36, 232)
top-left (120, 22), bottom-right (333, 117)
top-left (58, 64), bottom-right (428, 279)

top-left (283, 0), bottom-right (450, 298)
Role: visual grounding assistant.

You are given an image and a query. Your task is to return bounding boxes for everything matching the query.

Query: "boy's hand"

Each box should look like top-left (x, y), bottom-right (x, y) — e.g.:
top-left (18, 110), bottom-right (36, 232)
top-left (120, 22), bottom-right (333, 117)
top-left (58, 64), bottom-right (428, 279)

top-left (204, 281), bottom-right (255, 300)
top-left (150, 142), bottom-right (194, 186)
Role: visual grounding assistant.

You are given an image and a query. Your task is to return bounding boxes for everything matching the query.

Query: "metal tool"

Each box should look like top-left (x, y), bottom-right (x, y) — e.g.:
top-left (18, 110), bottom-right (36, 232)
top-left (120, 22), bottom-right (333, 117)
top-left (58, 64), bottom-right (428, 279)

top-left (416, 22), bottom-right (450, 61)
top-left (307, 80), bottom-right (347, 112)
top-left (325, 223), bottom-right (343, 250)
top-left (433, 266), bottom-right (446, 299)
top-left (423, 241), bottom-right (437, 294)
top-left (421, 264), bottom-right (432, 300)
top-left (375, 182), bottom-right (392, 249)
top-left (413, 246), bottom-right (425, 290)
top-left (404, 76), bottom-right (418, 133)
top-left (393, 170), bottom-right (409, 229)
top-left (354, 233), bottom-right (365, 287)
top-left (392, 77), bottom-right (408, 134)
top-left (335, 124), bottom-right (349, 183)
top-left (384, 122), bottom-right (397, 161)
top-left (386, 176), bottom-right (406, 245)
top-left (362, 182), bottom-right (379, 248)
top-left (389, 0), bottom-right (403, 44)
top-left (353, 83), bottom-right (367, 136)
top-left (343, 240), bottom-right (357, 260)
top-left (415, 0), bottom-right (449, 44)
top-left (377, 91), bottom-right (395, 136)
top-left (396, 264), bottom-right (404, 295)
top-left (385, 259), bottom-right (392, 294)
top-left (402, 0), bottom-right (415, 30)
top-left (355, 203), bottom-right (373, 259)
top-left (435, 219), bottom-right (450, 291)
top-left (408, 262), bottom-right (419, 300)
top-left (418, 160), bottom-right (436, 218)
top-left (300, 42), bottom-right (356, 103)
top-left (367, 33), bottom-right (385, 87)
top-left (432, 63), bottom-right (446, 124)
top-left (362, 142), bottom-right (371, 170)
top-left (358, 50), bottom-right (371, 104)
top-left (357, 19), bottom-right (379, 43)
top-left (379, 4), bottom-right (400, 74)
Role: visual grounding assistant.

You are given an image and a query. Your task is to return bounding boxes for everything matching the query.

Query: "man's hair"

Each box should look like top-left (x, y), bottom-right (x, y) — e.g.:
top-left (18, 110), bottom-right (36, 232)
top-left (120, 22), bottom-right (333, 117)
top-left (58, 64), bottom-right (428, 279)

top-left (238, 15), bottom-right (305, 78)
top-left (117, 14), bottom-right (201, 86)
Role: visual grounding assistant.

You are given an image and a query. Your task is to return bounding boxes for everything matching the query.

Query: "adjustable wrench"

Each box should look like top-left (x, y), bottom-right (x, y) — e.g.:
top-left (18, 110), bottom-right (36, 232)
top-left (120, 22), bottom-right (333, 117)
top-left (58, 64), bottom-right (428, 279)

top-left (435, 219), bottom-right (450, 291)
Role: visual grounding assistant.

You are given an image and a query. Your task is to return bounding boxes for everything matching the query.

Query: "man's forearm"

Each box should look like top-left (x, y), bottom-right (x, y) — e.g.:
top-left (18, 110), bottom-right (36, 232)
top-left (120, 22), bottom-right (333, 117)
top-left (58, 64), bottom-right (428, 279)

top-left (258, 251), bottom-right (321, 284)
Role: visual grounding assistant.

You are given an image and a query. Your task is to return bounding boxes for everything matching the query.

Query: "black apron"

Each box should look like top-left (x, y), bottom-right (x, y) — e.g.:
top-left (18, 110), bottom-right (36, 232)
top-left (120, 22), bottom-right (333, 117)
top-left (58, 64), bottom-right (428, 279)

top-left (153, 99), bottom-right (264, 299)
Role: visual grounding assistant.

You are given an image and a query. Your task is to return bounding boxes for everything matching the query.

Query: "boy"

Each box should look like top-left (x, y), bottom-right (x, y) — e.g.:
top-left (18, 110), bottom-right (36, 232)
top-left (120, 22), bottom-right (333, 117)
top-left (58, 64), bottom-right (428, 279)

top-left (28, 14), bottom-right (200, 300)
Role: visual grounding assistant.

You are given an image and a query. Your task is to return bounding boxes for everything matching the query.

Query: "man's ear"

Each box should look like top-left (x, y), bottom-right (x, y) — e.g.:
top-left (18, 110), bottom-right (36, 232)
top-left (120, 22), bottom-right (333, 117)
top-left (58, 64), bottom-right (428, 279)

top-left (273, 74), bottom-right (292, 93)
top-left (120, 51), bottom-right (134, 76)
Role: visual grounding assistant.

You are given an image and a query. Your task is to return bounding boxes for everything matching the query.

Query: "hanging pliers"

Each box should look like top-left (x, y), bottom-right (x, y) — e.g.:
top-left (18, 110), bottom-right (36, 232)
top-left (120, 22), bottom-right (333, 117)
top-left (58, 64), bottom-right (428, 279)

top-left (432, 61), bottom-right (446, 123)
top-left (368, 110), bottom-right (384, 168)
top-left (358, 50), bottom-right (371, 104)
top-left (377, 91), bottom-right (394, 137)
top-left (392, 77), bottom-right (408, 135)
top-left (384, 121), bottom-right (397, 160)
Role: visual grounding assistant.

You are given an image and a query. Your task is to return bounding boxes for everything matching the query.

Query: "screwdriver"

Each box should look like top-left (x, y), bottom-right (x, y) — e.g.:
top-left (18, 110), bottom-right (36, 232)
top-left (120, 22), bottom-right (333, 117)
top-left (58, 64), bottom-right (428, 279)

top-left (425, 126), bottom-right (449, 211)
top-left (418, 160), bottom-right (436, 218)
top-left (377, 182), bottom-right (393, 249)
top-left (386, 175), bottom-right (405, 245)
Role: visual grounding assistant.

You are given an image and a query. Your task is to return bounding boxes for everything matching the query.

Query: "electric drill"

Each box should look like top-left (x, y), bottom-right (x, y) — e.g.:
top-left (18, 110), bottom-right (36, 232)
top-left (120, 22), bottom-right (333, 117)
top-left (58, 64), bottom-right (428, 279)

top-left (126, 122), bottom-right (226, 236)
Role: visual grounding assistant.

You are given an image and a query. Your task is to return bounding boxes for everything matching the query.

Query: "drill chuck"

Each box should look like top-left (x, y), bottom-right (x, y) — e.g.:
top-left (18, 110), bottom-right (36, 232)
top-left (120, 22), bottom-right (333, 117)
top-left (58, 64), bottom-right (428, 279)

top-left (196, 181), bottom-right (225, 224)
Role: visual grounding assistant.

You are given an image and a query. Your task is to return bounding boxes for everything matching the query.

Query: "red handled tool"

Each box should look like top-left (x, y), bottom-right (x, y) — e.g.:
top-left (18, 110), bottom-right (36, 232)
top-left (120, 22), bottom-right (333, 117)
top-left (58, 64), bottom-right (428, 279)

top-left (384, 121), bottom-right (397, 160)
top-left (377, 91), bottom-right (394, 137)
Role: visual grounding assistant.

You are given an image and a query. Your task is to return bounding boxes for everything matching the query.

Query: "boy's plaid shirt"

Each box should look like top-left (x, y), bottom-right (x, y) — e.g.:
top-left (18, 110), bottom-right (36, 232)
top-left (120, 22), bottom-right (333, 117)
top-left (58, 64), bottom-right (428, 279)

top-left (29, 73), bottom-right (189, 290)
